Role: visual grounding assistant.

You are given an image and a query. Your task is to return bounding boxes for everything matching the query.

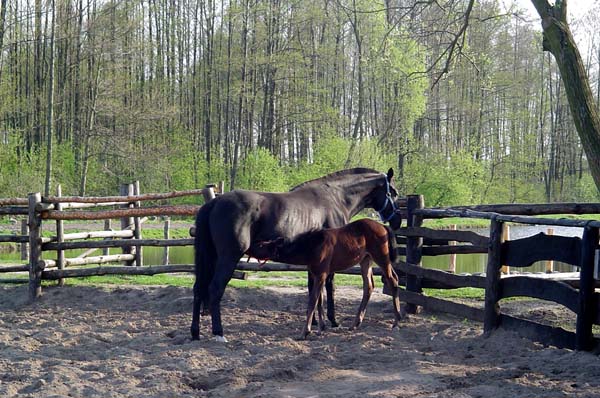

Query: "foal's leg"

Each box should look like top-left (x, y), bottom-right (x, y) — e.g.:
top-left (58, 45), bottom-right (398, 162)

top-left (316, 283), bottom-right (326, 332)
top-left (351, 257), bottom-right (374, 330)
top-left (381, 264), bottom-right (406, 328)
top-left (309, 273), bottom-right (338, 327)
top-left (302, 272), bottom-right (327, 339)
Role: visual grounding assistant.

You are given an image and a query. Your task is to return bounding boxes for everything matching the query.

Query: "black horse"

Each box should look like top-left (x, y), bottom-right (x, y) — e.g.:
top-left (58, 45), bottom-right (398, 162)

top-left (191, 167), bottom-right (402, 341)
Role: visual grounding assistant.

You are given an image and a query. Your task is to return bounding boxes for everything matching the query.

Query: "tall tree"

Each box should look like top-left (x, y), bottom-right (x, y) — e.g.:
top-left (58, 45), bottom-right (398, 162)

top-left (531, 0), bottom-right (600, 192)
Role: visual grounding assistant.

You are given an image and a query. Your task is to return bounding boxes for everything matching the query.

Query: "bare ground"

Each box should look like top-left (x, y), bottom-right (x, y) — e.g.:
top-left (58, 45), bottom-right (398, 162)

top-left (1, 283), bottom-right (600, 398)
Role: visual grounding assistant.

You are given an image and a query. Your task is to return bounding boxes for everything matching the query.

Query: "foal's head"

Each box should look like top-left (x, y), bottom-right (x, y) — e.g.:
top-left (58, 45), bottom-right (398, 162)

top-left (251, 237), bottom-right (285, 260)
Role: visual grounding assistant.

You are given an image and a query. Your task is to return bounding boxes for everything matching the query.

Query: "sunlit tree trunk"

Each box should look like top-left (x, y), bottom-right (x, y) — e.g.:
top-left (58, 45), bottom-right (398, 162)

top-left (532, 0), bottom-right (600, 193)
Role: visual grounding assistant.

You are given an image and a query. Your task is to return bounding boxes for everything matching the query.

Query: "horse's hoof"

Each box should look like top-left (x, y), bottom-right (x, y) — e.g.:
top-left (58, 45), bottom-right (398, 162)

top-left (330, 320), bottom-right (339, 328)
top-left (213, 335), bottom-right (228, 343)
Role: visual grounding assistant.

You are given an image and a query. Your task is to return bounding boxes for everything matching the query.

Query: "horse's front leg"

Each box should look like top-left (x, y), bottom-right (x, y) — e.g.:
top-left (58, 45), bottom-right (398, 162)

top-left (351, 257), bottom-right (373, 330)
top-left (325, 273), bottom-right (339, 327)
top-left (302, 272), bottom-right (326, 339)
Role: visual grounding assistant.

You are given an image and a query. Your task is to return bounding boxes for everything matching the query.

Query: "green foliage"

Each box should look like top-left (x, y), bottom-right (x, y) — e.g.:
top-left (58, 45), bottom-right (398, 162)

top-left (405, 151), bottom-right (487, 206)
top-left (237, 148), bottom-right (288, 192)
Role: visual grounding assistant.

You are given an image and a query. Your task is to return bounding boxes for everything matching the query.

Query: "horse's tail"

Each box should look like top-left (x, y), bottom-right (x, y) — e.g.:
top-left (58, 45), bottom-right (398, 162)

top-left (385, 225), bottom-right (398, 264)
top-left (195, 199), bottom-right (217, 304)
top-left (191, 199), bottom-right (217, 339)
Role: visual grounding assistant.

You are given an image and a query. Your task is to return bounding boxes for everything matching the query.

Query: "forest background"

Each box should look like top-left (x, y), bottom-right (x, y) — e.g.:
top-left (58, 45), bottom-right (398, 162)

top-left (0, 0), bottom-right (599, 206)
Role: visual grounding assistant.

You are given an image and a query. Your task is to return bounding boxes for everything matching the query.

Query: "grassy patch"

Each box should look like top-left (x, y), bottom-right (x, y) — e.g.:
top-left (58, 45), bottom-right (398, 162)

top-left (423, 287), bottom-right (484, 300)
top-left (422, 218), bottom-right (489, 229)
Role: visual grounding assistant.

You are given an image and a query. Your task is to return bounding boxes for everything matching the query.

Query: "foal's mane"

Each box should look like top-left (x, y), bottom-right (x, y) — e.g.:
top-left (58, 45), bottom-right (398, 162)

top-left (290, 167), bottom-right (381, 191)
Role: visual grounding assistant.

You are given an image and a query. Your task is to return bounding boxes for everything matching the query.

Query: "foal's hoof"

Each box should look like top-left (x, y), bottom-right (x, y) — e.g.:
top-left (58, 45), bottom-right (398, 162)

top-left (299, 329), bottom-right (312, 340)
top-left (213, 335), bottom-right (228, 343)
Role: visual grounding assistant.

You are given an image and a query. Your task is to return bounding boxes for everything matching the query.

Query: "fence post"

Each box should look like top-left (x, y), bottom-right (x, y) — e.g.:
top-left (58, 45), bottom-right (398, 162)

top-left (133, 181), bottom-right (142, 267)
top-left (120, 183), bottom-right (135, 266)
top-left (103, 219), bottom-right (111, 256)
top-left (448, 224), bottom-right (457, 273)
top-left (405, 194), bottom-right (424, 314)
top-left (20, 219), bottom-right (29, 261)
top-left (500, 225), bottom-right (510, 275)
top-left (202, 186), bottom-right (216, 203)
top-left (56, 184), bottom-right (65, 286)
top-left (484, 217), bottom-right (504, 334)
top-left (27, 192), bottom-right (42, 301)
top-left (163, 217), bottom-right (170, 265)
top-left (545, 228), bottom-right (554, 273)
top-left (575, 225), bottom-right (599, 351)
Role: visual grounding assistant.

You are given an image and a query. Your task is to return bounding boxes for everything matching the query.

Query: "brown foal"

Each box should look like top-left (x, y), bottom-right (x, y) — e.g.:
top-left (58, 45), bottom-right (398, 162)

top-left (253, 218), bottom-right (406, 339)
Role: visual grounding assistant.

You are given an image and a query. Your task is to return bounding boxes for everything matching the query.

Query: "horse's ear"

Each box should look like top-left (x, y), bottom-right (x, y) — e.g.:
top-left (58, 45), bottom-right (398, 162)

top-left (386, 168), bottom-right (394, 182)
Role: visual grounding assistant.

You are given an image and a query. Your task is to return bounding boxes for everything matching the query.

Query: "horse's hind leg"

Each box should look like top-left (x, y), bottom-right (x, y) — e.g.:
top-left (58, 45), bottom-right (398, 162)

top-left (351, 257), bottom-right (374, 330)
top-left (208, 257), bottom-right (240, 342)
top-left (192, 277), bottom-right (214, 340)
top-left (191, 279), bottom-right (203, 340)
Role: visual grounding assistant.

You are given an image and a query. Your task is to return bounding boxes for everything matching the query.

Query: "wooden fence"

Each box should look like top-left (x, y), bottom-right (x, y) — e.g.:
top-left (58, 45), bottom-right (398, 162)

top-left (396, 195), bottom-right (600, 351)
top-left (0, 183), bottom-right (220, 298)
top-left (1, 189), bottom-right (600, 351)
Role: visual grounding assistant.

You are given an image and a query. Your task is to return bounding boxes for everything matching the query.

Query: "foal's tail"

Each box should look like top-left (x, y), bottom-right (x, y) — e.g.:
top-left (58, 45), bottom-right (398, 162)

top-left (191, 199), bottom-right (217, 339)
top-left (385, 225), bottom-right (398, 264)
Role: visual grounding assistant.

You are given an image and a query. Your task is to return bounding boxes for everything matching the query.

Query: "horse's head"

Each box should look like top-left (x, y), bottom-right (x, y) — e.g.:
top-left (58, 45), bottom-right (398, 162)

top-left (372, 168), bottom-right (402, 230)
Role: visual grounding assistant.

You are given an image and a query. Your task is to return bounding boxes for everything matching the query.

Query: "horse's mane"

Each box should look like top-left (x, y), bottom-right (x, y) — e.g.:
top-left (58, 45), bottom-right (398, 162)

top-left (290, 168), bottom-right (380, 191)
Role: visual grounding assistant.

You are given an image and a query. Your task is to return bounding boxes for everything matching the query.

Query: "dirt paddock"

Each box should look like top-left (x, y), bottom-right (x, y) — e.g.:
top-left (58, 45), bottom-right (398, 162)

top-left (1, 283), bottom-right (599, 397)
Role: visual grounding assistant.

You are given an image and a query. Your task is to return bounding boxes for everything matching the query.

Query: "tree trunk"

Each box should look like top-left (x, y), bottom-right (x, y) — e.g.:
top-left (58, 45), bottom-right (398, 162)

top-left (532, 0), bottom-right (600, 193)
top-left (44, 0), bottom-right (56, 197)
top-left (0, 0), bottom-right (8, 85)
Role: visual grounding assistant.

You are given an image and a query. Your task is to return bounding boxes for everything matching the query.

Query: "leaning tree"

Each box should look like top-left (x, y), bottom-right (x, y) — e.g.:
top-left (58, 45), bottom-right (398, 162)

top-left (531, 0), bottom-right (600, 192)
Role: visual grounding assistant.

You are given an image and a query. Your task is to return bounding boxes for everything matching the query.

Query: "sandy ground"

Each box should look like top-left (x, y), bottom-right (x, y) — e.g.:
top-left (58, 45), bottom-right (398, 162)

top-left (1, 283), bottom-right (600, 398)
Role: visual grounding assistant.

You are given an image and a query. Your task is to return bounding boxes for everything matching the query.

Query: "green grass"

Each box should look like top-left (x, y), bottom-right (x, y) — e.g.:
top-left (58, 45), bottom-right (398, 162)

top-left (1, 271), bottom-right (486, 304)
top-left (422, 217), bottom-right (490, 229)
top-left (424, 287), bottom-right (484, 300)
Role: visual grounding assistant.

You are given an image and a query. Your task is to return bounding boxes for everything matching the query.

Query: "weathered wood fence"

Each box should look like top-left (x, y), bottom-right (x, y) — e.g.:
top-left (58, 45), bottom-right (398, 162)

top-left (0, 183), bottom-right (220, 299)
top-left (396, 195), bottom-right (600, 351)
top-left (1, 188), bottom-right (599, 351)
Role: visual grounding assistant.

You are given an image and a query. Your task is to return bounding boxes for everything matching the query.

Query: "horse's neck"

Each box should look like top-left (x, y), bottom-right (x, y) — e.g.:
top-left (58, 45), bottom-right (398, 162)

top-left (329, 176), bottom-right (381, 218)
